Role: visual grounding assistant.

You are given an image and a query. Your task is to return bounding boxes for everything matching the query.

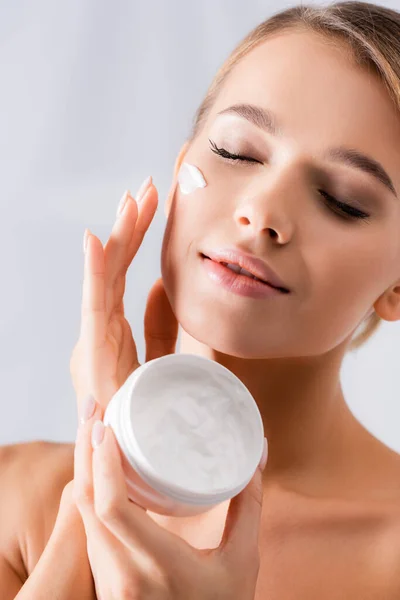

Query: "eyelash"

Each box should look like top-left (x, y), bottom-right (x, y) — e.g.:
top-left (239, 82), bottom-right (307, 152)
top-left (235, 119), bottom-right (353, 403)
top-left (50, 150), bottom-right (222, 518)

top-left (208, 138), bottom-right (371, 223)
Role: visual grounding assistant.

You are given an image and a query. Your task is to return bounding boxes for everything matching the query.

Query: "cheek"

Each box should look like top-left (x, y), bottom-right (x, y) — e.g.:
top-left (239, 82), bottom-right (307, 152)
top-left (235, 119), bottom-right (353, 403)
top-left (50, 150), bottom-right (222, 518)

top-left (160, 189), bottom-right (201, 302)
top-left (304, 236), bottom-right (387, 333)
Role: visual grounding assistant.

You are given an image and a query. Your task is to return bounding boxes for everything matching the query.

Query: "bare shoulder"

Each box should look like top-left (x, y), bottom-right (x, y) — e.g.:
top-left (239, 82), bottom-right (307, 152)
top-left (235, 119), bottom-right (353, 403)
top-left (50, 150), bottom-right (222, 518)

top-left (356, 431), bottom-right (400, 595)
top-left (0, 440), bottom-right (75, 579)
top-left (372, 444), bottom-right (400, 598)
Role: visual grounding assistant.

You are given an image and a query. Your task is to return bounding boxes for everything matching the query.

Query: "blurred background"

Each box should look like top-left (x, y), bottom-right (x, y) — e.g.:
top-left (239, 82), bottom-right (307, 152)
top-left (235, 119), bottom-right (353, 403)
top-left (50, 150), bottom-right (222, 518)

top-left (1, 0), bottom-right (399, 451)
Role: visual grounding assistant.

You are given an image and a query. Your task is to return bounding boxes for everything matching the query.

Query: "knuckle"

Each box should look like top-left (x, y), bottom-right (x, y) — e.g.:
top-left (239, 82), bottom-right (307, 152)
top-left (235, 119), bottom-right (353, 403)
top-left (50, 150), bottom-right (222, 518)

top-left (95, 498), bottom-right (122, 525)
top-left (61, 480), bottom-right (74, 501)
top-left (117, 585), bottom-right (137, 600)
top-left (73, 480), bottom-right (94, 509)
top-left (114, 574), bottom-right (140, 600)
top-left (59, 481), bottom-right (74, 511)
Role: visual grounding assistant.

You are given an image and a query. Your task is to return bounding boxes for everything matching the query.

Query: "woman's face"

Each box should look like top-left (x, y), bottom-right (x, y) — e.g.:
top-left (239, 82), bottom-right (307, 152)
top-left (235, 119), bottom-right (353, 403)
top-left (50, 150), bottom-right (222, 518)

top-left (161, 29), bottom-right (400, 359)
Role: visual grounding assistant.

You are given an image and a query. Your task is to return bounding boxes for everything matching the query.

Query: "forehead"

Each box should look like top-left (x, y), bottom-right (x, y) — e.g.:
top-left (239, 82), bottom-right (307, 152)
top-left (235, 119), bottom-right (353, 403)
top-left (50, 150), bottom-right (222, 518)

top-left (208, 29), bottom-right (400, 178)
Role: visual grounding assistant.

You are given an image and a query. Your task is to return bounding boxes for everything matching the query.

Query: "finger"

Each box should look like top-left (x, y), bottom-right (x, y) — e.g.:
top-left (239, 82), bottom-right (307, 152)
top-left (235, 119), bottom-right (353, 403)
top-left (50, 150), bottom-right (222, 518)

top-left (103, 190), bottom-right (139, 319)
top-left (91, 420), bottom-right (190, 570)
top-left (80, 231), bottom-right (107, 357)
top-left (73, 400), bottom-right (141, 594)
top-left (104, 182), bottom-right (158, 319)
top-left (217, 439), bottom-right (268, 568)
top-left (79, 233), bottom-right (119, 408)
top-left (80, 232), bottom-right (107, 393)
top-left (144, 277), bottom-right (179, 362)
top-left (73, 396), bottom-right (128, 547)
top-left (73, 394), bottom-right (104, 517)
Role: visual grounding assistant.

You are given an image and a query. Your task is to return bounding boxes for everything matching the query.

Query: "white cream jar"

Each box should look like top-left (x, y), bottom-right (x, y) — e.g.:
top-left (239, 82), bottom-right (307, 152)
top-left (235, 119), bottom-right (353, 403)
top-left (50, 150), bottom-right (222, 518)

top-left (103, 353), bottom-right (264, 517)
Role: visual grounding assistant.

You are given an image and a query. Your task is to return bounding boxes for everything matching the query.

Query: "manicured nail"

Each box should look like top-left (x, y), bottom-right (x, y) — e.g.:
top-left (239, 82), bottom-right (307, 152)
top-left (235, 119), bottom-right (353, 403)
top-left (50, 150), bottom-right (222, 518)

top-left (116, 189), bottom-right (129, 218)
top-left (135, 175), bottom-right (152, 206)
top-left (80, 393), bottom-right (96, 425)
top-left (260, 437), bottom-right (268, 471)
top-left (92, 420), bottom-right (105, 448)
top-left (83, 228), bottom-right (90, 254)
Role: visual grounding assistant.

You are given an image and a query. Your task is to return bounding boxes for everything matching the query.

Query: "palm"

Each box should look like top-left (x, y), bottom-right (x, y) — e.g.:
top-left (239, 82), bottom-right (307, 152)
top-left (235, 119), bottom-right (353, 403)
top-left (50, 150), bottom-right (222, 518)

top-left (70, 316), bottom-right (137, 415)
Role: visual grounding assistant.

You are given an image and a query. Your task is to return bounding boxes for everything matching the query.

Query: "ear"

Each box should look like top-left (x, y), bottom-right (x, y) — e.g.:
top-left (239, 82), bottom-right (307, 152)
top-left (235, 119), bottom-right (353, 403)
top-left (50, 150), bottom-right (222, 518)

top-left (164, 140), bottom-right (191, 218)
top-left (373, 282), bottom-right (400, 322)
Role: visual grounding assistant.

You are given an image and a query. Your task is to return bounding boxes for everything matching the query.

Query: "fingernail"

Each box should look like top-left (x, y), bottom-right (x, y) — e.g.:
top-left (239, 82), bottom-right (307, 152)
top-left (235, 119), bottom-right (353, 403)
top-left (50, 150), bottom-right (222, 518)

top-left (83, 228), bottom-right (90, 254)
top-left (92, 420), bottom-right (105, 448)
top-left (259, 437), bottom-right (268, 471)
top-left (135, 175), bottom-right (152, 206)
top-left (80, 393), bottom-right (96, 425)
top-left (116, 189), bottom-right (129, 218)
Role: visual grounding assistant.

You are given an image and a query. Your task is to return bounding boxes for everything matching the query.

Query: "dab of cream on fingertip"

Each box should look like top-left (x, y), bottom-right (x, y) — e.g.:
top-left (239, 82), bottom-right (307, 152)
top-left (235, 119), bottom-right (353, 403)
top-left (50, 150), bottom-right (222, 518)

top-left (177, 162), bottom-right (207, 194)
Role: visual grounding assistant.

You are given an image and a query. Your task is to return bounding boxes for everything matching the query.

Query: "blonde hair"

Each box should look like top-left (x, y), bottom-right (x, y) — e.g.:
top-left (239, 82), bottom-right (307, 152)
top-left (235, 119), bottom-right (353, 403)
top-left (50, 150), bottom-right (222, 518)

top-left (186, 1), bottom-right (400, 352)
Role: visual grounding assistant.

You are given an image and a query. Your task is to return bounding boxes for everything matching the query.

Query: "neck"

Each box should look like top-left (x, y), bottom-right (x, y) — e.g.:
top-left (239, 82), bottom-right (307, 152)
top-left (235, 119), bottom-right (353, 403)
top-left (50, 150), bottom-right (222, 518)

top-left (178, 328), bottom-right (361, 495)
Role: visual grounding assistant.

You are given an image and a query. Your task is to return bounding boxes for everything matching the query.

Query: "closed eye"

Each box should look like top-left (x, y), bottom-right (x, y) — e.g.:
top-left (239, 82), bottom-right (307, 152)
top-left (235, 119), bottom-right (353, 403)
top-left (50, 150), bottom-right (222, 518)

top-left (208, 138), bottom-right (261, 164)
top-left (208, 138), bottom-right (371, 223)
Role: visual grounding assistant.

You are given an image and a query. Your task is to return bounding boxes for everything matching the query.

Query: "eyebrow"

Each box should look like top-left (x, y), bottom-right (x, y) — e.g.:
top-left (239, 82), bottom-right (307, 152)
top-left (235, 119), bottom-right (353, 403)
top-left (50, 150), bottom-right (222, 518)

top-left (216, 103), bottom-right (397, 198)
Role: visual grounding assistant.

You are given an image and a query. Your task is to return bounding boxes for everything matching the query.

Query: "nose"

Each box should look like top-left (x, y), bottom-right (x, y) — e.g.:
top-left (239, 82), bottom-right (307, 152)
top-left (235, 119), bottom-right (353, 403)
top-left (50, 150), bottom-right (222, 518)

top-left (233, 195), bottom-right (293, 244)
top-left (233, 170), bottom-right (298, 243)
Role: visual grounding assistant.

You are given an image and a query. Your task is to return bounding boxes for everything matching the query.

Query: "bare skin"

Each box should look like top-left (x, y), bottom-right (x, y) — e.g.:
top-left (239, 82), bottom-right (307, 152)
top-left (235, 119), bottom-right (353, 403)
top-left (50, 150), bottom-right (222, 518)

top-left (1, 436), bottom-right (400, 599)
top-left (2, 27), bottom-right (400, 598)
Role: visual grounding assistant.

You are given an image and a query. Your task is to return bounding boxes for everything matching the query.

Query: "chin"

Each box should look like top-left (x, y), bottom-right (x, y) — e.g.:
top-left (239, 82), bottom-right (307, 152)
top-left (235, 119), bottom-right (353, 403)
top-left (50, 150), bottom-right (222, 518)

top-left (174, 298), bottom-right (289, 359)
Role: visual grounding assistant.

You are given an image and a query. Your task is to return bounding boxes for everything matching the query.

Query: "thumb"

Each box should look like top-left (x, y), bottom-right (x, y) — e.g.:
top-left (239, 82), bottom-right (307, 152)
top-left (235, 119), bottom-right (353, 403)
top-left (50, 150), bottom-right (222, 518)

top-left (144, 277), bottom-right (179, 362)
top-left (217, 437), bottom-right (268, 567)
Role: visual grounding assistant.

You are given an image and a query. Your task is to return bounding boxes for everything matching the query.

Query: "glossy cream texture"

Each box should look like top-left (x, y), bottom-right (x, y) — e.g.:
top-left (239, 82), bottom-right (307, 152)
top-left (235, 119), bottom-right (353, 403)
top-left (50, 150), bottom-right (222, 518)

top-left (177, 162), bottom-right (207, 194)
top-left (130, 359), bottom-right (256, 494)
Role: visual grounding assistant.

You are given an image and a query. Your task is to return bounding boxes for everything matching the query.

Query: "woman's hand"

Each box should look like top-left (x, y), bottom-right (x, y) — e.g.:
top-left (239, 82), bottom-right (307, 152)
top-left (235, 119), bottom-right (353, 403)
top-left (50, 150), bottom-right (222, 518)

top-left (69, 176), bottom-right (179, 414)
top-left (65, 176), bottom-right (180, 596)
top-left (73, 395), bottom-right (268, 600)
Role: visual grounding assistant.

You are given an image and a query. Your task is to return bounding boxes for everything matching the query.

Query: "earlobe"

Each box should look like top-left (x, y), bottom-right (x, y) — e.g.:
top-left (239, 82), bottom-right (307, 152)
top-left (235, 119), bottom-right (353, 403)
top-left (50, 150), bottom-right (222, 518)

top-left (373, 285), bottom-right (400, 322)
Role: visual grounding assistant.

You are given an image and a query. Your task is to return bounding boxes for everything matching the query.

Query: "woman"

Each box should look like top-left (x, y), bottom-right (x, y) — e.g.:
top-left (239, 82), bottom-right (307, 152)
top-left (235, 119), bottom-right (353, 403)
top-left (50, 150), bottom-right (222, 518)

top-left (2, 1), bottom-right (400, 598)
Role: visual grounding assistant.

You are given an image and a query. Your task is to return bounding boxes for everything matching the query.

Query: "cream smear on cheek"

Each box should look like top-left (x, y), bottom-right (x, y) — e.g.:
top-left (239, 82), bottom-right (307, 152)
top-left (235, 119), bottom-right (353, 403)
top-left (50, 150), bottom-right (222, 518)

top-left (177, 162), bottom-right (207, 194)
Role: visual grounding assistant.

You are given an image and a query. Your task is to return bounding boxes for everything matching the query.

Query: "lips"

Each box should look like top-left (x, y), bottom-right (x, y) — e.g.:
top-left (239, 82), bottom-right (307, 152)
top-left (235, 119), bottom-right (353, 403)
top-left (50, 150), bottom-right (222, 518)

top-left (219, 262), bottom-right (269, 284)
top-left (200, 248), bottom-right (290, 293)
top-left (201, 256), bottom-right (286, 298)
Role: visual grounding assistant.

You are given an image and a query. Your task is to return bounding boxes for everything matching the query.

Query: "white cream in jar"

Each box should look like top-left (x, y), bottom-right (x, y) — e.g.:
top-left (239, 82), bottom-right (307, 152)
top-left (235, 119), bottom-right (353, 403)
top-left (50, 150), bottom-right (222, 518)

top-left (103, 353), bottom-right (265, 517)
